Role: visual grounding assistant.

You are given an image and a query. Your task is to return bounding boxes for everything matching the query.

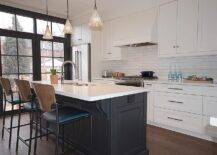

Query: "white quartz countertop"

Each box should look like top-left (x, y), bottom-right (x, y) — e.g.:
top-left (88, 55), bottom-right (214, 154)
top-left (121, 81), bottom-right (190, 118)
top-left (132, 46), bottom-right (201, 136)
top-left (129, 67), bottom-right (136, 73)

top-left (31, 81), bottom-right (148, 102)
top-left (143, 79), bottom-right (217, 87)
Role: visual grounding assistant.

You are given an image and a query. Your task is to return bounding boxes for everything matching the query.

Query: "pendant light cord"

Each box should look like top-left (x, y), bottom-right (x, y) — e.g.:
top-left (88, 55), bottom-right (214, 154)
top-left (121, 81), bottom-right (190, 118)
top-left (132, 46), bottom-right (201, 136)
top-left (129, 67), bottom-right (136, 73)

top-left (67, 0), bottom-right (69, 18)
top-left (94, 0), bottom-right (97, 10)
top-left (46, 0), bottom-right (48, 15)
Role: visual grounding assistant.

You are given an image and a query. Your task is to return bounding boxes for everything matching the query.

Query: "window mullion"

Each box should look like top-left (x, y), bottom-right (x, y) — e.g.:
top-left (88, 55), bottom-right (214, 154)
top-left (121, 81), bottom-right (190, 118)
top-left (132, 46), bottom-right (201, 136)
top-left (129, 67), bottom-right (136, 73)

top-left (16, 37), bottom-right (20, 79)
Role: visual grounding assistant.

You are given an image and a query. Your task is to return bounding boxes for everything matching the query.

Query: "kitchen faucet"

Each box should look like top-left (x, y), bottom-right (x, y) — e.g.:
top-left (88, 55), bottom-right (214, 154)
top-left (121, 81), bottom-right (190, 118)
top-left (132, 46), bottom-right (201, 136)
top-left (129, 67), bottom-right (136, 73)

top-left (61, 61), bottom-right (78, 84)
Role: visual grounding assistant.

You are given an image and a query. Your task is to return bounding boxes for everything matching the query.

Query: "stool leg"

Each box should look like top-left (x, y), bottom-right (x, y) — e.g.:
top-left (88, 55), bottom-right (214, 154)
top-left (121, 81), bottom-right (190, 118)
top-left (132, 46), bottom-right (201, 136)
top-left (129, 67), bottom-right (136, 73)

top-left (46, 122), bottom-right (49, 141)
top-left (39, 111), bottom-right (42, 140)
top-left (8, 104), bottom-right (14, 149)
top-left (1, 99), bottom-right (7, 139)
top-left (34, 111), bottom-right (39, 155)
top-left (55, 124), bottom-right (60, 155)
top-left (28, 110), bottom-right (34, 155)
top-left (16, 103), bottom-right (22, 151)
top-left (61, 125), bottom-right (65, 153)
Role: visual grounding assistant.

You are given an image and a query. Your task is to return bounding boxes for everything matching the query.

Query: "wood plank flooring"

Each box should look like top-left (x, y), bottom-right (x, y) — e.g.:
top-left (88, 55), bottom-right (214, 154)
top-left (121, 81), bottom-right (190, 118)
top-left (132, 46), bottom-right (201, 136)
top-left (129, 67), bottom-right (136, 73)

top-left (147, 125), bottom-right (217, 155)
top-left (0, 114), bottom-right (216, 155)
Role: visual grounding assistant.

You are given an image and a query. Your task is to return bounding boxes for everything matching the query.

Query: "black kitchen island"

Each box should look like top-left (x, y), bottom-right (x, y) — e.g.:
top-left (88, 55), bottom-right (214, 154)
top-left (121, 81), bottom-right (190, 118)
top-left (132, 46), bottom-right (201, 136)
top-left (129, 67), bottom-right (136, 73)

top-left (33, 81), bottom-right (149, 155)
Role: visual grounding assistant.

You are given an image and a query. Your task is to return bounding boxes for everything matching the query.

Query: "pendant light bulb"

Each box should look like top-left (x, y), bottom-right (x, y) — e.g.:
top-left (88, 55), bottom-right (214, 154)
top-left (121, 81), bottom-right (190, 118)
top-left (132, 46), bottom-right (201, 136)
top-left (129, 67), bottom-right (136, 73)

top-left (43, 24), bottom-right (53, 40)
top-left (64, 0), bottom-right (73, 34)
top-left (43, 0), bottom-right (53, 40)
top-left (89, 0), bottom-right (103, 31)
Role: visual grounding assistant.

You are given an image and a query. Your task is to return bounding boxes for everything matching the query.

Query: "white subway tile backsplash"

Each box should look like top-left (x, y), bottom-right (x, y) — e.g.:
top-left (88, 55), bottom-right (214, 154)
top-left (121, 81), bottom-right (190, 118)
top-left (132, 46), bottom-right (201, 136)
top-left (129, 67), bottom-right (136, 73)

top-left (102, 45), bottom-right (217, 80)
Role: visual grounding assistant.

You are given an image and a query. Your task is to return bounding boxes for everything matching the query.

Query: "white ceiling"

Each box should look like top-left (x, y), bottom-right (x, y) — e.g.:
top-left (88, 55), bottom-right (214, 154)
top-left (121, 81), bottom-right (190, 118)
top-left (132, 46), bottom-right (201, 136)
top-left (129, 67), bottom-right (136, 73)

top-left (0, 0), bottom-right (157, 21)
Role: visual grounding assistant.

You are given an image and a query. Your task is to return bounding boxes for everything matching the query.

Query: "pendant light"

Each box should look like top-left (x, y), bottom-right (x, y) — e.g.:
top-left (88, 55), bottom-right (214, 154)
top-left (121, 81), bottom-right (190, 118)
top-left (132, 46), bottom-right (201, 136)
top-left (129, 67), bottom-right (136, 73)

top-left (63, 0), bottom-right (73, 34)
top-left (43, 0), bottom-right (53, 40)
top-left (89, 0), bottom-right (103, 31)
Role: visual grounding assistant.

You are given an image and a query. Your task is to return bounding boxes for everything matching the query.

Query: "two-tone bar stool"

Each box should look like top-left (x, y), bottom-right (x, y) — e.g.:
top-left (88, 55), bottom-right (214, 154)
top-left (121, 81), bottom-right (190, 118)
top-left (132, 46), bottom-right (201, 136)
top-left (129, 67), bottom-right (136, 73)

top-left (33, 83), bottom-right (91, 155)
top-left (0, 77), bottom-right (24, 149)
top-left (14, 79), bottom-right (40, 155)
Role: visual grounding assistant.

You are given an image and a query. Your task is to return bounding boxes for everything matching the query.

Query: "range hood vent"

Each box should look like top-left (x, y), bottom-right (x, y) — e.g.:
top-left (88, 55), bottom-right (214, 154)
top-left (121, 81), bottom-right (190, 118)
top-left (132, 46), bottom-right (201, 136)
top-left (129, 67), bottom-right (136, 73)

top-left (112, 8), bottom-right (158, 48)
top-left (125, 42), bottom-right (157, 47)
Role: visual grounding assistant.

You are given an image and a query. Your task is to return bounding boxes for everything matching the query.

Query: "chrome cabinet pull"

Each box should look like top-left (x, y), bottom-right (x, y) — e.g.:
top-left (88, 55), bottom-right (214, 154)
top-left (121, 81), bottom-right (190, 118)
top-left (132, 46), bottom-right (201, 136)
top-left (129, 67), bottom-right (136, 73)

top-left (167, 117), bottom-right (183, 122)
top-left (168, 100), bottom-right (183, 104)
top-left (168, 88), bottom-right (183, 91)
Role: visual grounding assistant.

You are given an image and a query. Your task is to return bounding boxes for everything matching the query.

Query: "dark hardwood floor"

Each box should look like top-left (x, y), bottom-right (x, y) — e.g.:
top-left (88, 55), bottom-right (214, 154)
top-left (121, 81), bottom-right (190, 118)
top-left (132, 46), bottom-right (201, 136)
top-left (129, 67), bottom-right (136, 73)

top-left (147, 125), bottom-right (217, 155)
top-left (0, 114), bottom-right (216, 155)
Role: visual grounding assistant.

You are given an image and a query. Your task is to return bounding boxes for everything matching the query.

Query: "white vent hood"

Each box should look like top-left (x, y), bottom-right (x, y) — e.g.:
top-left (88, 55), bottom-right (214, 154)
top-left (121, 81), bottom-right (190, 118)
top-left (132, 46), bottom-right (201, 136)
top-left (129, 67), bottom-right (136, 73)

top-left (112, 8), bottom-right (158, 47)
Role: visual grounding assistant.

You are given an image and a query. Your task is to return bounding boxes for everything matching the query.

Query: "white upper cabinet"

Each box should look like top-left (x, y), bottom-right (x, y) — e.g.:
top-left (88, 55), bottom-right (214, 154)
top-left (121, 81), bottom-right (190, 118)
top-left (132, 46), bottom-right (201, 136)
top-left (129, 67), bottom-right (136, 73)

top-left (158, 0), bottom-right (199, 57)
top-left (72, 24), bottom-right (91, 45)
top-left (102, 21), bottom-right (122, 60)
top-left (158, 1), bottom-right (178, 56)
top-left (198, 0), bottom-right (217, 52)
top-left (177, 0), bottom-right (198, 54)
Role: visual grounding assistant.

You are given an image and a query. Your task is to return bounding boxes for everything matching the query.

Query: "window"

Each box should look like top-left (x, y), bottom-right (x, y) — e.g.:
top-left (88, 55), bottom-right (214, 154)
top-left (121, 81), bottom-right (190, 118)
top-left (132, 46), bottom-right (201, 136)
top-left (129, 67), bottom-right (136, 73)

top-left (1, 37), bottom-right (33, 81)
top-left (37, 19), bottom-right (51, 34)
top-left (0, 11), bottom-right (15, 30)
top-left (52, 22), bottom-right (64, 37)
top-left (41, 41), bottom-right (64, 81)
top-left (16, 15), bottom-right (34, 33)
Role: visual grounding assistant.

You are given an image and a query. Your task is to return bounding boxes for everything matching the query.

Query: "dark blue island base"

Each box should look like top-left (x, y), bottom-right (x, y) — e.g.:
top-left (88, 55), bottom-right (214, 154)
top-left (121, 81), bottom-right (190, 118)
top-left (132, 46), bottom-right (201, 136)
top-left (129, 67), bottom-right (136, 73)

top-left (55, 92), bottom-right (148, 155)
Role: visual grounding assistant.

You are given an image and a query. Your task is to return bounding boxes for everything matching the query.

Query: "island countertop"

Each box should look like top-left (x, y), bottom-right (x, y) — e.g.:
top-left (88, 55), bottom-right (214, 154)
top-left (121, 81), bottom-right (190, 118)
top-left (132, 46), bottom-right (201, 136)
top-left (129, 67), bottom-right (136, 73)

top-left (31, 81), bottom-right (148, 101)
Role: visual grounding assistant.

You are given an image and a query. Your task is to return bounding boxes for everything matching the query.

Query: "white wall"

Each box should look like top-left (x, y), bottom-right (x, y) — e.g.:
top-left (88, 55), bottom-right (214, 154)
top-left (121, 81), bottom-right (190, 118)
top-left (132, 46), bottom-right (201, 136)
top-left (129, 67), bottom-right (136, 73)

top-left (102, 45), bottom-right (217, 80)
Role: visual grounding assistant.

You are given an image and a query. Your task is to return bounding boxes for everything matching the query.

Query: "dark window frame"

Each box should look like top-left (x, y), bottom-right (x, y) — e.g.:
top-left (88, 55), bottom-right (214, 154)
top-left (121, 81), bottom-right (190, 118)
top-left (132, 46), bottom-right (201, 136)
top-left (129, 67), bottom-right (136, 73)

top-left (0, 4), bottom-right (72, 81)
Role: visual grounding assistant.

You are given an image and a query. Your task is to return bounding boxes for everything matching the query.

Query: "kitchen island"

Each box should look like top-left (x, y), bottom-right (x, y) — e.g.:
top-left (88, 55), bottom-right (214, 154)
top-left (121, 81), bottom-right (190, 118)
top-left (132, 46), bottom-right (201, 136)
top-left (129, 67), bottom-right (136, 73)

top-left (32, 81), bottom-right (149, 155)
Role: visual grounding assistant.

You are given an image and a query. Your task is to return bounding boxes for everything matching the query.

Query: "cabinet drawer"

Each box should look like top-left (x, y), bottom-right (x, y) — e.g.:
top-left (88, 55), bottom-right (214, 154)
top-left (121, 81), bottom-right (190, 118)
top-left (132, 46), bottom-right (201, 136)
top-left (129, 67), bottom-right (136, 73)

top-left (203, 87), bottom-right (217, 97)
top-left (155, 84), bottom-right (203, 95)
top-left (203, 97), bottom-right (217, 116)
top-left (155, 92), bottom-right (202, 114)
top-left (154, 108), bottom-right (203, 133)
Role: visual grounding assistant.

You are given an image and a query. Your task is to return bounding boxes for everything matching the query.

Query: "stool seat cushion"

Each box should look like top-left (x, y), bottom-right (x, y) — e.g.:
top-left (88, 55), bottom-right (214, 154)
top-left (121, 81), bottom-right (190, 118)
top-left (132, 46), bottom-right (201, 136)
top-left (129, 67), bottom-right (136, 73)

top-left (42, 107), bottom-right (89, 124)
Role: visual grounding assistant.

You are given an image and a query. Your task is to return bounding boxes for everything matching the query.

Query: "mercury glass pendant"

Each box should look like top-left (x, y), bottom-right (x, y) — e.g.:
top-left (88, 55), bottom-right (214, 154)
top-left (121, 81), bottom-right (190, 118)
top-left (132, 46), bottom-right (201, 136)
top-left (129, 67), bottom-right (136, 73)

top-left (63, 0), bottom-right (73, 34)
top-left (43, 0), bottom-right (53, 40)
top-left (89, 0), bottom-right (103, 31)
top-left (43, 24), bottom-right (53, 40)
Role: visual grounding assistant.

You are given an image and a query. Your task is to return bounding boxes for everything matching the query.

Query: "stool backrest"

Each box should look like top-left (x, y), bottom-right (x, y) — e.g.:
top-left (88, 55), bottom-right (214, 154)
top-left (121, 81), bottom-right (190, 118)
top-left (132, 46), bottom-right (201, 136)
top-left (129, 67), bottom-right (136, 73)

top-left (15, 79), bottom-right (32, 102)
top-left (33, 83), bottom-right (56, 112)
top-left (0, 77), bottom-right (12, 96)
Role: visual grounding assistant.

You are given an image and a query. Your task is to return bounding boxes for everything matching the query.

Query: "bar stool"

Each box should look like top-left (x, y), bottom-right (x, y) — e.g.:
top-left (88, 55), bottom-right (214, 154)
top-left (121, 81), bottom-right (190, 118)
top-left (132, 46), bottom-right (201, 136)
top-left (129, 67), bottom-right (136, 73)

top-left (33, 83), bottom-right (91, 155)
top-left (14, 79), bottom-right (40, 155)
top-left (0, 77), bottom-right (24, 149)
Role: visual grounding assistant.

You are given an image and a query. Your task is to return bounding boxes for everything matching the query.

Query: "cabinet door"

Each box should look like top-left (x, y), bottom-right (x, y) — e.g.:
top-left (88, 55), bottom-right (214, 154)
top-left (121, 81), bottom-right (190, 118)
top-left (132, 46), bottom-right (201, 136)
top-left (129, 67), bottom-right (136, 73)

top-left (147, 92), bottom-right (155, 123)
top-left (81, 24), bottom-right (91, 43)
top-left (177, 0), bottom-right (198, 54)
top-left (198, 0), bottom-right (217, 52)
top-left (72, 25), bottom-right (82, 44)
top-left (158, 1), bottom-right (178, 56)
top-left (102, 21), bottom-right (122, 60)
top-left (102, 22), bottom-right (111, 59)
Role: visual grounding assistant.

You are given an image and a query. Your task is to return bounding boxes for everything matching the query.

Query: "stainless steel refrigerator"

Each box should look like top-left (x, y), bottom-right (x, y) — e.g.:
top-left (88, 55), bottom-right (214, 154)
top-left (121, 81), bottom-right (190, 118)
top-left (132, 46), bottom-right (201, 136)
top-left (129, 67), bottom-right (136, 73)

top-left (72, 43), bottom-right (91, 82)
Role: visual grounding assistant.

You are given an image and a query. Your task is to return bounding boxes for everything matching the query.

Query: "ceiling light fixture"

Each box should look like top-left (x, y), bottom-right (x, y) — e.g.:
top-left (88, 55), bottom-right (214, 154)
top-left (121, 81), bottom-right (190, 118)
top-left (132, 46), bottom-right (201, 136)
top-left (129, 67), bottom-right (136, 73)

top-left (43, 0), bottom-right (53, 40)
top-left (89, 0), bottom-right (103, 31)
top-left (63, 0), bottom-right (73, 34)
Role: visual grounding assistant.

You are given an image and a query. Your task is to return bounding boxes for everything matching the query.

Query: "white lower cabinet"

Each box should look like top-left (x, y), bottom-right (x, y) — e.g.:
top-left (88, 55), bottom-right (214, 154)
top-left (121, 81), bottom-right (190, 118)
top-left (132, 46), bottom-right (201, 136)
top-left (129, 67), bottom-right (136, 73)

top-left (203, 97), bottom-right (217, 117)
top-left (149, 83), bottom-right (217, 141)
top-left (154, 92), bottom-right (203, 114)
top-left (154, 108), bottom-right (203, 133)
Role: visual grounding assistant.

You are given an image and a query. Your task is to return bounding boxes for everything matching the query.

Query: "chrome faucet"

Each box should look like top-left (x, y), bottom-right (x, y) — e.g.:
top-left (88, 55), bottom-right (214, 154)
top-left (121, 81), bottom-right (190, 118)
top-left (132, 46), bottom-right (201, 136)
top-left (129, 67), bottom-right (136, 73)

top-left (61, 61), bottom-right (78, 84)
